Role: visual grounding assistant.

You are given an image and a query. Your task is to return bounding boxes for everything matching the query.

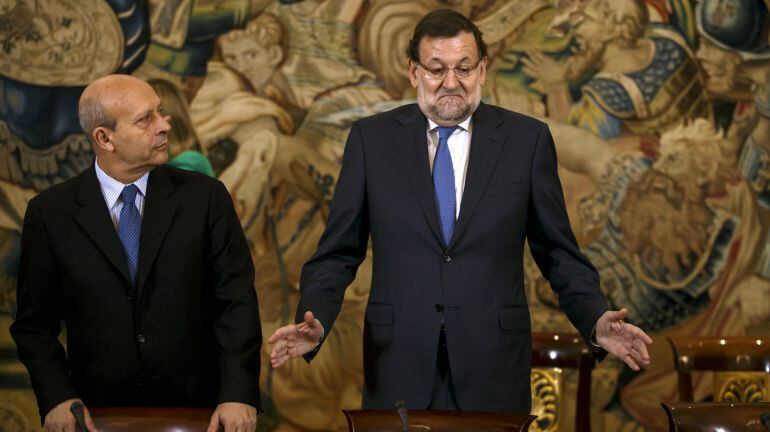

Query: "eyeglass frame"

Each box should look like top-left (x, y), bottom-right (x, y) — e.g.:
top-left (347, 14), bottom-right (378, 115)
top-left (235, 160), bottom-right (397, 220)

top-left (415, 57), bottom-right (485, 80)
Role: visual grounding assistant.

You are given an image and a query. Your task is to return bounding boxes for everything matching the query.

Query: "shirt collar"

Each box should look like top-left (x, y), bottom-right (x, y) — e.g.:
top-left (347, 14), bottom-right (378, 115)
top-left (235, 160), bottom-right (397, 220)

top-left (94, 158), bottom-right (149, 208)
top-left (427, 115), bottom-right (472, 135)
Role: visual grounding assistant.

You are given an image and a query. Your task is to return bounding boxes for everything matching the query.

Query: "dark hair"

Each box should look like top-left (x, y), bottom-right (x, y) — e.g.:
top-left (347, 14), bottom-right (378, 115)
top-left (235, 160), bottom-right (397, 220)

top-left (407, 9), bottom-right (487, 62)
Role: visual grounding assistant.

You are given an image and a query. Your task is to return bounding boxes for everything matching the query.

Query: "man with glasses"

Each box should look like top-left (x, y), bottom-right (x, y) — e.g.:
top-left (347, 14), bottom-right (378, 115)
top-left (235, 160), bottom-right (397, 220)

top-left (269, 9), bottom-right (651, 413)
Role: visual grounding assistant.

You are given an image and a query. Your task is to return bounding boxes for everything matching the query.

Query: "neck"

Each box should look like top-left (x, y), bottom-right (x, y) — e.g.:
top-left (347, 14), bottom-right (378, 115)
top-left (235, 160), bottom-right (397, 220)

top-left (96, 158), bottom-right (150, 184)
top-left (431, 119), bottom-right (460, 127)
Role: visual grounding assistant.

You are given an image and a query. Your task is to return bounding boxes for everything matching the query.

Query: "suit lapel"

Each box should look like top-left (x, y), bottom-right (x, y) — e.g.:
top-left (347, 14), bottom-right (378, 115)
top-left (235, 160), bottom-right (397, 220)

top-left (450, 103), bottom-right (505, 249)
top-left (135, 166), bottom-right (179, 298)
top-left (392, 105), bottom-right (445, 246)
top-left (75, 165), bottom-right (132, 284)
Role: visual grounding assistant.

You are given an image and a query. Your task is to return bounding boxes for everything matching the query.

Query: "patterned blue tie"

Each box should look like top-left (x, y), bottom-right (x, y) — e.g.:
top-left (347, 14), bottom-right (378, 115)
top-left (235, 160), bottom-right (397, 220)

top-left (118, 185), bottom-right (141, 285)
top-left (434, 126), bottom-right (458, 245)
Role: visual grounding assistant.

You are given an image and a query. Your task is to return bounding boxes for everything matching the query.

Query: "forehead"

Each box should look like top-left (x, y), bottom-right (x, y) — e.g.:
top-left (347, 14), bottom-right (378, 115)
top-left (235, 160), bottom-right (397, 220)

top-left (221, 35), bottom-right (263, 53)
top-left (418, 32), bottom-right (479, 62)
top-left (106, 81), bottom-right (161, 120)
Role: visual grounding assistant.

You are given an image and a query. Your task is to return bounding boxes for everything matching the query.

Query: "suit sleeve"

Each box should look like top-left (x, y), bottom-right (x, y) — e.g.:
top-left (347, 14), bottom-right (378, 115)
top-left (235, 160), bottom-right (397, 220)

top-left (296, 121), bottom-right (370, 357)
top-left (207, 180), bottom-right (262, 409)
top-left (10, 198), bottom-right (78, 419)
top-left (526, 123), bottom-right (609, 356)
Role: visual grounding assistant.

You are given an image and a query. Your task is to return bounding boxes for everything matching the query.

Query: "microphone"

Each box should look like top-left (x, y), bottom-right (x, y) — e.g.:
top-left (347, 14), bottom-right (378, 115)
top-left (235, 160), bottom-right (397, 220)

top-left (70, 401), bottom-right (87, 432)
top-left (395, 400), bottom-right (411, 432)
top-left (761, 412), bottom-right (770, 430)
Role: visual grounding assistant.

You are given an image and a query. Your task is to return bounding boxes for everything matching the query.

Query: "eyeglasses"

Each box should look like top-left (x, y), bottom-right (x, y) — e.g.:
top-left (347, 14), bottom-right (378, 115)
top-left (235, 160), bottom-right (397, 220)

top-left (417, 58), bottom-right (483, 80)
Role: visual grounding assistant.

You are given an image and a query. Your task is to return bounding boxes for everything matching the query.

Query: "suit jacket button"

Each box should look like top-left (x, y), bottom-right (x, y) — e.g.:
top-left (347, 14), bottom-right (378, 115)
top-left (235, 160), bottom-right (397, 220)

top-left (443, 255), bottom-right (452, 263)
top-left (435, 303), bottom-right (444, 312)
top-left (136, 334), bottom-right (146, 344)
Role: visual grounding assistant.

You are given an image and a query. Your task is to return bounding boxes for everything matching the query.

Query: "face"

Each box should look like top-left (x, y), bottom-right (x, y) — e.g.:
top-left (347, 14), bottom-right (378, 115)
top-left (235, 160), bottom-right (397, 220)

top-left (655, 136), bottom-right (722, 187)
top-left (100, 80), bottom-right (171, 173)
top-left (409, 31), bottom-right (486, 125)
top-left (221, 36), bottom-right (282, 91)
top-left (696, 38), bottom-right (744, 96)
top-left (572, 2), bottom-right (606, 46)
top-left (653, 145), bottom-right (688, 180)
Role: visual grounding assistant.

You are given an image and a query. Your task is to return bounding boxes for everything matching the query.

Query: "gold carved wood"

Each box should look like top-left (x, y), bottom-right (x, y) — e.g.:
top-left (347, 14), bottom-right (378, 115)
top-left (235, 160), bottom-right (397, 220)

top-left (530, 368), bottom-right (562, 432)
top-left (714, 372), bottom-right (770, 402)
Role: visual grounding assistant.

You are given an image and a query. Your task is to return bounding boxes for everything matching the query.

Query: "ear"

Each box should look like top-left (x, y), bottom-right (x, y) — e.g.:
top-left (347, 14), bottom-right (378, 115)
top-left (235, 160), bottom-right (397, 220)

top-left (267, 45), bottom-right (283, 67)
top-left (92, 126), bottom-right (115, 153)
top-left (408, 59), bottom-right (419, 88)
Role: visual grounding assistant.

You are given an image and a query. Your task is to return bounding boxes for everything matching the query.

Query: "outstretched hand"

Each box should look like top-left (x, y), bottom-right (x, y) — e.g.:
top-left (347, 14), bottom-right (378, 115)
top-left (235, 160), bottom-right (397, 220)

top-left (595, 308), bottom-right (653, 371)
top-left (268, 311), bottom-right (324, 368)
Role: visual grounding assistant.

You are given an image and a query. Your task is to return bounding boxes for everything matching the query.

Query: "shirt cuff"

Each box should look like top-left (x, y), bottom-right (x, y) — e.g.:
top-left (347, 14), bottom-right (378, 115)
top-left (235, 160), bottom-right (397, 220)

top-left (590, 324), bottom-right (601, 348)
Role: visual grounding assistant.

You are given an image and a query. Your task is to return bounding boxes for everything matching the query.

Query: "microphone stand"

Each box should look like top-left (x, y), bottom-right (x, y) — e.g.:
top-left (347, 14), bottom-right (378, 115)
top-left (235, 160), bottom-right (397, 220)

top-left (70, 401), bottom-right (87, 432)
top-left (395, 401), bottom-right (411, 432)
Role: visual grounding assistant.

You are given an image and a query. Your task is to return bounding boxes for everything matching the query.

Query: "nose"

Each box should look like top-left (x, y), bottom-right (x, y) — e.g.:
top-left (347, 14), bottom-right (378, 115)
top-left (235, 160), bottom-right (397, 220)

top-left (157, 113), bottom-right (172, 134)
top-left (442, 69), bottom-right (461, 90)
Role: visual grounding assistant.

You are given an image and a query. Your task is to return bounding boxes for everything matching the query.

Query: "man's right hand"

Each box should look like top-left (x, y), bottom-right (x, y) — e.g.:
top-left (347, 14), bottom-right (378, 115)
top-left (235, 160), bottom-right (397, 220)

top-left (268, 311), bottom-right (324, 368)
top-left (44, 398), bottom-right (97, 432)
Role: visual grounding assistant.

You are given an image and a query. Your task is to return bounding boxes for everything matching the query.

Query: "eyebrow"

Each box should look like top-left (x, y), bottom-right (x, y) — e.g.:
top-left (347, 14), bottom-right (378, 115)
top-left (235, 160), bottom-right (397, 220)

top-left (133, 104), bottom-right (164, 122)
top-left (425, 55), bottom-right (475, 64)
top-left (133, 110), bottom-right (152, 122)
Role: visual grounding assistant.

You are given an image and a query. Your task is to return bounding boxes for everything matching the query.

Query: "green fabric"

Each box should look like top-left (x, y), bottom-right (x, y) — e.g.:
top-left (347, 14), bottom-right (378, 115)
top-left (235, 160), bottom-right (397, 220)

top-left (189, 0), bottom-right (251, 41)
top-left (145, 0), bottom-right (250, 76)
top-left (145, 40), bottom-right (214, 76)
top-left (168, 150), bottom-right (216, 177)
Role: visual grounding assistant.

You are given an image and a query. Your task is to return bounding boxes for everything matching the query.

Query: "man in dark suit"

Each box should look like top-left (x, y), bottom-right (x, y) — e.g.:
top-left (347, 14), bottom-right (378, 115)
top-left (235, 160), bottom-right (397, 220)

top-left (11, 75), bottom-right (261, 432)
top-left (268, 9), bottom-right (652, 413)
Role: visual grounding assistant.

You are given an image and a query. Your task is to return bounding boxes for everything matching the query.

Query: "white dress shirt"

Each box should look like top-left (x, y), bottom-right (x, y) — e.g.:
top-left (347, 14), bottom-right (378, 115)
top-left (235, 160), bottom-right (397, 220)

top-left (427, 116), bottom-right (472, 219)
top-left (94, 159), bottom-right (148, 229)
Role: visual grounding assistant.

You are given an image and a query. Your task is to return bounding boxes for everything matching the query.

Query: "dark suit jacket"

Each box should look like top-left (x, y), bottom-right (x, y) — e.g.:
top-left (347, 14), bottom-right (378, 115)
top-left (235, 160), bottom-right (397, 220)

top-left (11, 164), bottom-right (262, 419)
top-left (297, 102), bottom-right (608, 413)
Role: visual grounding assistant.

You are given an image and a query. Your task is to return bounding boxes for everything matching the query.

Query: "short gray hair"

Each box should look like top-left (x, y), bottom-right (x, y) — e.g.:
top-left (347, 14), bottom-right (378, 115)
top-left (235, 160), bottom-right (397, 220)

top-left (78, 96), bottom-right (116, 144)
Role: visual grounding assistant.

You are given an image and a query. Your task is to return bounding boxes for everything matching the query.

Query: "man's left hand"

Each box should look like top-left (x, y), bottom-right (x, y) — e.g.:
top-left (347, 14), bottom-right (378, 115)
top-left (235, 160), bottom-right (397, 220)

top-left (207, 402), bottom-right (257, 432)
top-left (595, 308), bottom-right (653, 371)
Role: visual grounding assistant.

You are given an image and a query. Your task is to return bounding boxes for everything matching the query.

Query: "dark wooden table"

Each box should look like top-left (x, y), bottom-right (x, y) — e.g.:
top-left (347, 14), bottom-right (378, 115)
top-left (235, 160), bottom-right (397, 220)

top-left (344, 409), bottom-right (537, 431)
top-left (88, 407), bottom-right (213, 432)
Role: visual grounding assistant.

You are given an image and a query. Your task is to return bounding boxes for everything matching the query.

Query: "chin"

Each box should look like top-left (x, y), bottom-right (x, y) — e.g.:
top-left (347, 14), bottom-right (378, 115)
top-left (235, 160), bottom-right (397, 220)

top-left (153, 153), bottom-right (170, 165)
top-left (436, 103), bottom-right (473, 122)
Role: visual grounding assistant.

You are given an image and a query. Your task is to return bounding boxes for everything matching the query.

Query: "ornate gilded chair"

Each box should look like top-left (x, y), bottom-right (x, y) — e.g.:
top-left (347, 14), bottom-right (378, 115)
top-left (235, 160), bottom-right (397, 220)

top-left (661, 402), bottom-right (770, 431)
top-left (531, 332), bottom-right (596, 432)
top-left (88, 407), bottom-right (213, 432)
top-left (667, 336), bottom-right (770, 402)
top-left (343, 409), bottom-right (537, 431)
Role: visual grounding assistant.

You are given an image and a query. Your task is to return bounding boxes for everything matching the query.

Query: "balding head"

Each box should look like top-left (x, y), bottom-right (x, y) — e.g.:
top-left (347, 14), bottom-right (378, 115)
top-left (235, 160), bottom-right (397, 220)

top-left (78, 74), bottom-right (171, 182)
top-left (78, 75), bottom-right (154, 146)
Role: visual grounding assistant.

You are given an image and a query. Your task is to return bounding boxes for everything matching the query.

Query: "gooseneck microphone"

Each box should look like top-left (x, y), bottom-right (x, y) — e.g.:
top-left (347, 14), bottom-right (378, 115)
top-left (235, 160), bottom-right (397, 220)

top-left (70, 401), bottom-right (87, 432)
top-left (395, 400), bottom-right (411, 432)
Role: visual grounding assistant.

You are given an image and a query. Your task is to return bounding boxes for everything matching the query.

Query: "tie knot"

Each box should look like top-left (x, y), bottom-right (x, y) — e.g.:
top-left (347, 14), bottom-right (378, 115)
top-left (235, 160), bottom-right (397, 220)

top-left (438, 126), bottom-right (458, 142)
top-left (121, 184), bottom-right (140, 206)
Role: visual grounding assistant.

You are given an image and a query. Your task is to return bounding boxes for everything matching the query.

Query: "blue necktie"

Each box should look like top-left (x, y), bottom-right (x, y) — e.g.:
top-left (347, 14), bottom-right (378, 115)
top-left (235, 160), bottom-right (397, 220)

top-left (118, 185), bottom-right (141, 285)
top-left (434, 126), bottom-right (458, 245)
